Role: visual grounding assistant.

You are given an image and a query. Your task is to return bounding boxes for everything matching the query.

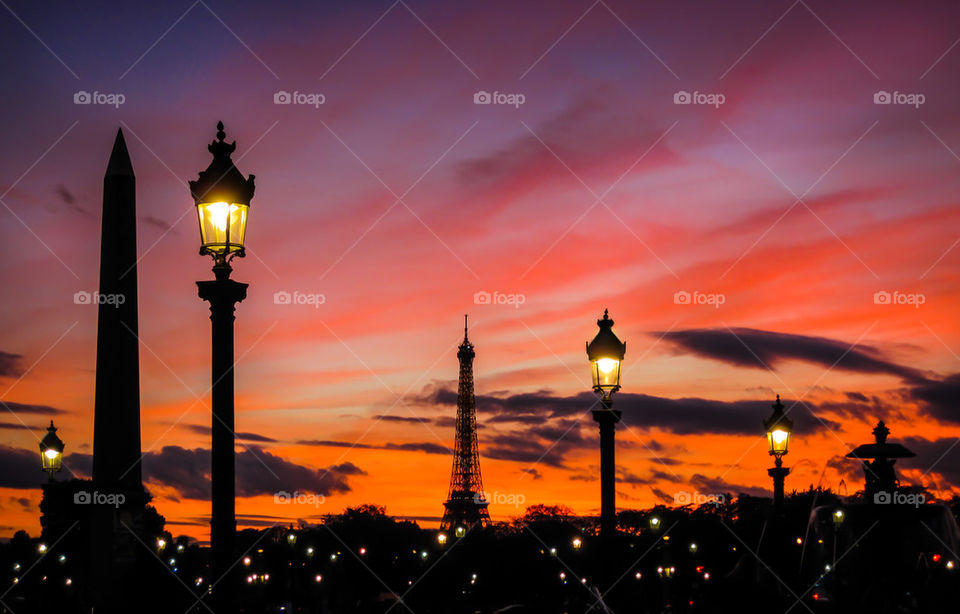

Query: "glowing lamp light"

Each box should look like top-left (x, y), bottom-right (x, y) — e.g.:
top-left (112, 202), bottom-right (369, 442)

top-left (455, 526), bottom-right (466, 538)
top-left (243, 557), bottom-right (251, 566)
top-left (689, 542), bottom-right (698, 553)
top-left (157, 538), bottom-right (166, 550)
top-left (38, 544), bottom-right (47, 554)
top-left (764, 396), bottom-right (793, 458)
top-left (833, 509), bottom-right (845, 527)
top-left (572, 537), bottom-right (582, 549)
top-left (648, 515), bottom-right (661, 531)
top-left (189, 122), bottom-right (255, 266)
top-left (946, 560), bottom-right (955, 570)
top-left (39, 421), bottom-right (64, 480)
top-left (586, 310), bottom-right (626, 400)
top-left (437, 532), bottom-right (448, 545)
top-left (315, 574), bottom-right (323, 583)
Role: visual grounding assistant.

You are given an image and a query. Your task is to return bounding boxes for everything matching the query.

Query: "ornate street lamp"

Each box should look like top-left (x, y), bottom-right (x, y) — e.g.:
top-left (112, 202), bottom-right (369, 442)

top-left (191, 122), bottom-right (254, 273)
top-left (586, 309), bottom-right (626, 537)
top-left (764, 395), bottom-right (793, 509)
top-left (190, 121), bottom-right (254, 614)
top-left (39, 421), bottom-right (64, 481)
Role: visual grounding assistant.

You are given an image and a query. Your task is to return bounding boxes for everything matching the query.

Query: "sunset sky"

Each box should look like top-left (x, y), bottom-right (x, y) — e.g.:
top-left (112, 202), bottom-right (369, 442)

top-left (3, 0), bottom-right (960, 542)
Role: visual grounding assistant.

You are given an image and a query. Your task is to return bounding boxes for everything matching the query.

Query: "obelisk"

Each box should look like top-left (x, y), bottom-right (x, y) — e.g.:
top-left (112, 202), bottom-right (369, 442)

top-left (92, 128), bottom-right (142, 489)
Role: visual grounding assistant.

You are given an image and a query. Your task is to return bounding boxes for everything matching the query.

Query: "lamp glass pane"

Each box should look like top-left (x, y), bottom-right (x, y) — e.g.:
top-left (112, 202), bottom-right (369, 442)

top-left (768, 428), bottom-right (790, 454)
top-left (593, 357), bottom-right (620, 390)
top-left (41, 449), bottom-right (61, 471)
top-left (197, 202), bottom-right (248, 254)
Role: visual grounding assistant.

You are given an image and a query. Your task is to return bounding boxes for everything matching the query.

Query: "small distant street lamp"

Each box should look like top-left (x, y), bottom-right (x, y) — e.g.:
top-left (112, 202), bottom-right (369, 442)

top-left (648, 514), bottom-right (662, 532)
top-left (190, 121), bottom-right (255, 614)
top-left (587, 310), bottom-right (626, 537)
top-left (39, 421), bottom-right (64, 481)
top-left (764, 395), bottom-right (793, 509)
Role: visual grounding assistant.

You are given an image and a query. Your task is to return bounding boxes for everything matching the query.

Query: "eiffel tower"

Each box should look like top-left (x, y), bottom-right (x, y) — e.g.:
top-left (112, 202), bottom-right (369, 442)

top-left (441, 315), bottom-right (490, 530)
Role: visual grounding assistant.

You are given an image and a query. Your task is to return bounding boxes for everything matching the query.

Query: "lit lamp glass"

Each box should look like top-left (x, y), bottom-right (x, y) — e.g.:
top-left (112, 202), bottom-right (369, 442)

top-left (197, 201), bottom-right (248, 258)
top-left (586, 310), bottom-right (626, 400)
top-left (39, 421), bottom-right (64, 480)
top-left (764, 395), bottom-right (793, 459)
top-left (767, 428), bottom-right (790, 456)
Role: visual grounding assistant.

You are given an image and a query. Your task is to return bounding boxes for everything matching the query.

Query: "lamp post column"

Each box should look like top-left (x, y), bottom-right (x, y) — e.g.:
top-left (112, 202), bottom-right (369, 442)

top-left (769, 456), bottom-right (789, 509)
top-left (593, 399), bottom-right (621, 537)
top-left (197, 263), bottom-right (247, 613)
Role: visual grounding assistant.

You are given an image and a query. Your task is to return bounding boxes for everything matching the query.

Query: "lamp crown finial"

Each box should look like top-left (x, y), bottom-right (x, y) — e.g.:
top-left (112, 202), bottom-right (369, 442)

top-left (208, 121), bottom-right (236, 159)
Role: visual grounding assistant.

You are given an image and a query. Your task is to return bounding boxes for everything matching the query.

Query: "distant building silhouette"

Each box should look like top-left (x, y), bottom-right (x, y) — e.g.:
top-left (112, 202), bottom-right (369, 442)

top-left (441, 316), bottom-right (490, 530)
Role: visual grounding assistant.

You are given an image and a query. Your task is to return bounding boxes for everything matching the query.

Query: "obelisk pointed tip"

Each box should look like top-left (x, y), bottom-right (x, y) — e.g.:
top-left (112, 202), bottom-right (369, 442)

top-left (105, 128), bottom-right (134, 178)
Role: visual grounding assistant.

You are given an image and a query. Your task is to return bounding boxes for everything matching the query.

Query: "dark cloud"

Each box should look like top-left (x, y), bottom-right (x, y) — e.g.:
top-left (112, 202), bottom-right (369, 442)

top-left (57, 446), bottom-right (366, 501)
top-left (55, 184), bottom-right (93, 217)
top-left (425, 386), bottom-right (838, 437)
top-left (521, 468), bottom-right (543, 480)
top-left (0, 446), bottom-right (45, 488)
top-left (373, 415), bottom-right (428, 423)
top-left (297, 439), bottom-right (450, 455)
top-left (0, 352), bottom-right (22, 377)
top-left (0, 421), bottom-right (41, 430)
top-left (907, 374), bottom-right (960, 425)
top-left (1, 401), bottom-right (63, 415)
top-left (183, 424), bottom-right (277, 443)
top-left (657, 328), bottom-right (925, 382)
top-left (897, 436), bottom-right (960, 489)
top-left (483, 419), bottom-right (590, 468)
top-left (688, 474), bottom-right (770, 499)
top-left (143, 215), bottom-right (174, 233)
